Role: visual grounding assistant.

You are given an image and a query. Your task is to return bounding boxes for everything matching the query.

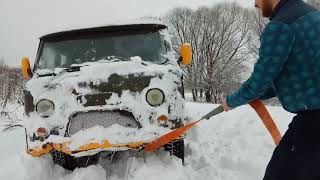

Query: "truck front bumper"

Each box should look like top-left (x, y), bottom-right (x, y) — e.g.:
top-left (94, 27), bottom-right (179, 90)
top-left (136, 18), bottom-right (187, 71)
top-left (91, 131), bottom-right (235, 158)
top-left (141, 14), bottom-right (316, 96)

top-left (27, 139), bottom-right (148, 157)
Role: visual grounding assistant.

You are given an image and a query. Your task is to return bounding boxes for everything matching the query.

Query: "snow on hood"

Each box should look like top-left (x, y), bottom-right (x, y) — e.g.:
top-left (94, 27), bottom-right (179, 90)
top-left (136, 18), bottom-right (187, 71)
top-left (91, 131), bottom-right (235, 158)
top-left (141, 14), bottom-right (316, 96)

top-left (30, 57), bottom-right (182, 98)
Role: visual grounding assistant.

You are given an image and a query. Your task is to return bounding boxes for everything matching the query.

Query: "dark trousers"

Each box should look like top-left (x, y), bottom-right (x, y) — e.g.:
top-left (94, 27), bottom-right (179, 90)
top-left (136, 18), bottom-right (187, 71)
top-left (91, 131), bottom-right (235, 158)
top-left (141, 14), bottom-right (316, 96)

top-left (263, 109), bottom-right (320, 180)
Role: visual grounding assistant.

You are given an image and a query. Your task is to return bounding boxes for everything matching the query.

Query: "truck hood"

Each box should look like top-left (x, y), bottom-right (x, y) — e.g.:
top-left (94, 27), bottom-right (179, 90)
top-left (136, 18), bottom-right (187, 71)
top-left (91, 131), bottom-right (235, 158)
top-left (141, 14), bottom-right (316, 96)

top-left (24, 58), bottom-right (185, 136)
top-left (28, 59), bottom-right (182, 103)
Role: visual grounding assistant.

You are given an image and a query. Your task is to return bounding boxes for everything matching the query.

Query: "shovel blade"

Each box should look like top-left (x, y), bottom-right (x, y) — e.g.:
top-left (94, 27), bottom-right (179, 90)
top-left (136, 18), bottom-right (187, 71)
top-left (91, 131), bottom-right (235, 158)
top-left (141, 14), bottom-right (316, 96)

top-left (144, 120), bottom-right (201, 152)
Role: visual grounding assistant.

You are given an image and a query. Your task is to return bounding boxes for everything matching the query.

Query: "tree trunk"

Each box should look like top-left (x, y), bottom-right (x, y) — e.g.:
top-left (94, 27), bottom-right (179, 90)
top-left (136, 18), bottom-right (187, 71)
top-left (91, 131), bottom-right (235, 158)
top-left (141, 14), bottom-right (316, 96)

top-left (195, 89), bottom-right (199, 99)
top-left (192, 89), bottom-right (197, 102)
top-left (205, 89), bottom-right (212, 102)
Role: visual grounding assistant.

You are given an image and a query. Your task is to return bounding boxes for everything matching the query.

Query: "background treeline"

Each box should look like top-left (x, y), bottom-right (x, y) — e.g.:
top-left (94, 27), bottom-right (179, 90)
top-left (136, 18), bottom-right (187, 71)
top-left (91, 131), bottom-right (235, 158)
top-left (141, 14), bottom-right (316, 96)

top-left (0, 59), bottom-right (24, 110)
top-left (0, 58), bottom-right (25, 131)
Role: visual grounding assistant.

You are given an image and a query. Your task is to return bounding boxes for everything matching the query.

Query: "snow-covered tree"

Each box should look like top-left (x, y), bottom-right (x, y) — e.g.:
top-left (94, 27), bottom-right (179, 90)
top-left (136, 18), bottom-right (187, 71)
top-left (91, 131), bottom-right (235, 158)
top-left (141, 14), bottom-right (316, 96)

top-left (0, 60), bottom-right (25, 131)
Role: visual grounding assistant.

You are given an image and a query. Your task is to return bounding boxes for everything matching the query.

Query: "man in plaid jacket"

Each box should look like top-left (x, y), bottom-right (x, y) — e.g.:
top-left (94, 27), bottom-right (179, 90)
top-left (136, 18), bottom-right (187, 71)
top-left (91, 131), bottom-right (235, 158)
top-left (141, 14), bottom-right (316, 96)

top-left (222, 0), bottom-right (320, 179)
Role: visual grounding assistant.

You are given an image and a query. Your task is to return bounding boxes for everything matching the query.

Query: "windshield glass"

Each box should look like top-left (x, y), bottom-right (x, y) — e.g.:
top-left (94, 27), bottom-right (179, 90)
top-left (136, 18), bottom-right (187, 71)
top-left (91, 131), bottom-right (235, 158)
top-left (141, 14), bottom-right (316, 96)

top-left (37, 31), bottom-right (167, 69)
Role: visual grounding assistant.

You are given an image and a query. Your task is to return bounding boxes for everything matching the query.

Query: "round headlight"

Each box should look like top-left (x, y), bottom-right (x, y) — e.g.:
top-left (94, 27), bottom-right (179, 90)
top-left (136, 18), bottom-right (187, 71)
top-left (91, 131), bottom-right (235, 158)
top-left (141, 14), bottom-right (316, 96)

top-left (36, 99), bottom-right (55, 117)
top-left (146, 88), bottom-right (165, 107)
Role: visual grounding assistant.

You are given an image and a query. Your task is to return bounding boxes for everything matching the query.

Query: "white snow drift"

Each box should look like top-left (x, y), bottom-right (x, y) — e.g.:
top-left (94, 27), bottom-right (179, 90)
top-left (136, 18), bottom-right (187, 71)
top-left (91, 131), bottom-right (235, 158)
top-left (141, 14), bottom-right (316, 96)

top-left (0, 102), bottom-right (293, 180)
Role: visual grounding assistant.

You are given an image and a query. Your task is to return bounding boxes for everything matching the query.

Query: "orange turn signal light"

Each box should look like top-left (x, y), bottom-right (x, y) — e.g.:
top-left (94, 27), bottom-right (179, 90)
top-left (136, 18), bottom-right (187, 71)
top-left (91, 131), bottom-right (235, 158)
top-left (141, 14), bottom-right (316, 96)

top-left (157, 115), bottom-right (169, 124)
top-left (37, 127), bottom-right (48, 138)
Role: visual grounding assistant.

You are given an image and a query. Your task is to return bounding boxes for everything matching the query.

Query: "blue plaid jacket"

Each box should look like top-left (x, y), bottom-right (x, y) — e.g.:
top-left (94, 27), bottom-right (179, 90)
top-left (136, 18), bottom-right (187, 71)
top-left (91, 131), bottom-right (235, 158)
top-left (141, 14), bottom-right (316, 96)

top-left (227, 0), bottom-right (320, 113)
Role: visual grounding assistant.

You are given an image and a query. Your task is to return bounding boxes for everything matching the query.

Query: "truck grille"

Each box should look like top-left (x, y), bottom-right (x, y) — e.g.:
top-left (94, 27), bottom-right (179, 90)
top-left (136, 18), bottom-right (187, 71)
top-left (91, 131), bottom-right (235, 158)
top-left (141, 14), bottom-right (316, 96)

top-left (66, 110), bottom-right (141, 136)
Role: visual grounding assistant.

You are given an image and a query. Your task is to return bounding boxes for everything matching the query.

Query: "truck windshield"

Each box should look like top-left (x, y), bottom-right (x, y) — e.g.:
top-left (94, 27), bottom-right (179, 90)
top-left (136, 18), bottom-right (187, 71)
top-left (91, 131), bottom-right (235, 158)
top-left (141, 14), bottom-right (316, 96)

top-left (37, 31), bottom-right (167, 69)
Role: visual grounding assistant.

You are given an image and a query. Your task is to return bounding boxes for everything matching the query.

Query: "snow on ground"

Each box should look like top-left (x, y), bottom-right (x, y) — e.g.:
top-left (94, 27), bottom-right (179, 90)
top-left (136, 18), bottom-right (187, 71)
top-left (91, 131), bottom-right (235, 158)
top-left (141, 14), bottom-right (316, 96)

top-left (0, 102), bottom-right (294, 180)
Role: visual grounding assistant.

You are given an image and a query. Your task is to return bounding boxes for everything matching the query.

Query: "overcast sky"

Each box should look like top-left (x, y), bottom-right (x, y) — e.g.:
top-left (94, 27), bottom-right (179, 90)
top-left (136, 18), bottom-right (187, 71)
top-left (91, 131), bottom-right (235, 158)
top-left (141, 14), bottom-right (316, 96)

top-left (0, 0), bottom-right (253, 67)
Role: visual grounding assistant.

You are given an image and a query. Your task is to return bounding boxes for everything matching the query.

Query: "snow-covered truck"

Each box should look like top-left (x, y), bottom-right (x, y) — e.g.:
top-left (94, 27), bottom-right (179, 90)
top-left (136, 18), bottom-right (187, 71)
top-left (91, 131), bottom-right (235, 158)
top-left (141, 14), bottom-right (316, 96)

top-left (20, 20), bottom-right (192, 170)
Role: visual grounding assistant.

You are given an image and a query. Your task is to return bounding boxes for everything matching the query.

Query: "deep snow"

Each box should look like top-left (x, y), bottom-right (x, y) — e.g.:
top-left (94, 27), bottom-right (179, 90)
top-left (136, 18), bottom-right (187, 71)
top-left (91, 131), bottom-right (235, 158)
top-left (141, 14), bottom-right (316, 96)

top-left (0, 102), bottom-right (293, 180)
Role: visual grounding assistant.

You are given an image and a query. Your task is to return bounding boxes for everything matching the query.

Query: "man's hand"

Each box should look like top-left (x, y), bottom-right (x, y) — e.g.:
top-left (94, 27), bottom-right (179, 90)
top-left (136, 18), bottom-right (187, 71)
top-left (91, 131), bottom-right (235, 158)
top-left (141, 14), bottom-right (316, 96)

top-left (221, 98), bottom-right (232, 112)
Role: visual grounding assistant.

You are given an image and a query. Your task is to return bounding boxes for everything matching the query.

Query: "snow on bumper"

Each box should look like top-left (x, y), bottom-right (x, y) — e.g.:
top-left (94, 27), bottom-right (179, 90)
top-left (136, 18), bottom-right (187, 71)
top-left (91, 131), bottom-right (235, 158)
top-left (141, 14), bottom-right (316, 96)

top-left (27, 125), bottom-right (173, 157)
top-left (27, 140), bottom-right (147, 157)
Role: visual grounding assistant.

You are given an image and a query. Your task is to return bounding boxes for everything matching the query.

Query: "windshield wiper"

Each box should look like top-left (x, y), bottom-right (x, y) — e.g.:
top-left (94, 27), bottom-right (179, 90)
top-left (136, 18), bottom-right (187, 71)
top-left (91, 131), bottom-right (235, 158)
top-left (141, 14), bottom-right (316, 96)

top-left (66, 66), bottom-right (81, 72)
top-left (37, 72), bottom-right (57, 77)
top-left (37, 66), bottom-right (82, 77)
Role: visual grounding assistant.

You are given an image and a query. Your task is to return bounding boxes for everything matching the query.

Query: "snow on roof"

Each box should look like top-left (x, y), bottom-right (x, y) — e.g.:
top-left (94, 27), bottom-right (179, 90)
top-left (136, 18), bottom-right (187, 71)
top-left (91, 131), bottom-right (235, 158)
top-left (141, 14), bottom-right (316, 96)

top-left (39, 17), bottom-right (167, 38)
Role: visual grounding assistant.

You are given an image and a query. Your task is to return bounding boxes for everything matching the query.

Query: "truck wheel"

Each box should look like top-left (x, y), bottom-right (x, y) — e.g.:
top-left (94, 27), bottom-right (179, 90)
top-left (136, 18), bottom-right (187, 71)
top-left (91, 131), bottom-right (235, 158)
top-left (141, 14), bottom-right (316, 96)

top-left (51, 150), bottom-right (100, 170)
top-left (164, 139), bottom-right (185, 165)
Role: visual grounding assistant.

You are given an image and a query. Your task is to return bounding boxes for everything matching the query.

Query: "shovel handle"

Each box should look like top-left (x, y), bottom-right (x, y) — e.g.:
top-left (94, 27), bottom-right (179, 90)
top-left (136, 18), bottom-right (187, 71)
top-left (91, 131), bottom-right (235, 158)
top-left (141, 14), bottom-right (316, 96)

top-left (202, 105), bottom-right (224, 120)
top-left (249, 100), bottom-right (282, 145)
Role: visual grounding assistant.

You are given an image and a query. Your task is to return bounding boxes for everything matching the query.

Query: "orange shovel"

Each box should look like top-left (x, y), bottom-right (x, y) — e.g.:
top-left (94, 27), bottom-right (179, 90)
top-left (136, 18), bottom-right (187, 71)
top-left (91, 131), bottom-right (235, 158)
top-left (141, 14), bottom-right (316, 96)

top-left (144, 100), bottom-right (282, 152)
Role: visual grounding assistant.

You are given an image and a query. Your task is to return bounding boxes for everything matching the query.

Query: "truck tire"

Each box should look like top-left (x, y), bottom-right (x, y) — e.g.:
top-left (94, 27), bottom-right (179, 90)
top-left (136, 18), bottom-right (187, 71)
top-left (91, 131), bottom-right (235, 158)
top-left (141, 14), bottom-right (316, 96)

top-left (164, 139), bottom-right (185, 165)
top-left (51, 150), bottom-right (100, 170)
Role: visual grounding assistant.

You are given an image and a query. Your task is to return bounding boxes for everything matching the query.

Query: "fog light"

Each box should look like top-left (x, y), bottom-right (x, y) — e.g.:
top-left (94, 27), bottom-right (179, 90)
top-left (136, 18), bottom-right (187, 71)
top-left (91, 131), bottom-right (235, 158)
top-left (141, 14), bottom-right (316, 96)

top-left (37, 127), bottom-right (48, 138)
top-left (146, 89), bottom-right (165, 107)
top-left (36, 99), bottom-right (55, 118)
top-left (157, 115), bottom-right (169, 124)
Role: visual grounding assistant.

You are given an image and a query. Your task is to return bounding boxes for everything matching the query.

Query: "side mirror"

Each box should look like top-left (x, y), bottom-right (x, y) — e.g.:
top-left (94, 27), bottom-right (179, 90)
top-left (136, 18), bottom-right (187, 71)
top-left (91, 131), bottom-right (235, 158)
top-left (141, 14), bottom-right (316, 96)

top-left (179, 43), bottom-right (192, 65)
top-left (21, 57), bottom-right (33, 80)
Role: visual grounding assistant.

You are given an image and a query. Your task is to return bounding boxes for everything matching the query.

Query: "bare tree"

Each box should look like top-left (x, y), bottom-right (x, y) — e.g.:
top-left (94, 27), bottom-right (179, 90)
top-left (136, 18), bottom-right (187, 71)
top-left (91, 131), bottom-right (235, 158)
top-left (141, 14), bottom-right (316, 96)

top-left (308, 0), bottom-right (320, 9)
top-left (248, 9), bottom-right (268, 59)
top-left (165, 7), bottom-right (200, 100)
top-left (0, 60), bottom-right (25, 131)
top-left (0, 67), bottom-right (23, 108)
top-left (166, 2), bottom-right (251, 103)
